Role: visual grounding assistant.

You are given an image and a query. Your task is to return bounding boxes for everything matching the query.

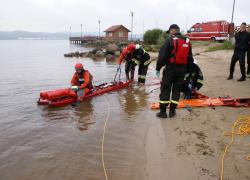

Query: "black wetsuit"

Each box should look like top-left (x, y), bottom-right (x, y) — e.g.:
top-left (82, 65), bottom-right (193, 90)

top-left (182, 63), bottom-right (204, 99)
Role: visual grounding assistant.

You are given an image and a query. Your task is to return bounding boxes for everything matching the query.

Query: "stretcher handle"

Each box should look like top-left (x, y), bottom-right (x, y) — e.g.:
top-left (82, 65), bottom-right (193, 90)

top-left (114, 67), bottom-right (121, 82)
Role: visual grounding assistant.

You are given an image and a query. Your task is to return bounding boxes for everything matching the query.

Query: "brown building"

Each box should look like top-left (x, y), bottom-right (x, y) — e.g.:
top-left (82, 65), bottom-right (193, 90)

top-left (104, 25), bottom-right (130, 42)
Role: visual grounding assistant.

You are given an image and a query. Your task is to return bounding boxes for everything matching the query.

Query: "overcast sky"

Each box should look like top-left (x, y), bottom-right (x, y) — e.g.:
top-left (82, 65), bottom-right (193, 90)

top-left (0, 0), bottom-right (249, 34)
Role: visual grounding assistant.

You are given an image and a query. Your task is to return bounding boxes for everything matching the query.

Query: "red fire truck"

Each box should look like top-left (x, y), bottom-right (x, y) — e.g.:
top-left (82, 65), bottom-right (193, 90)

top-left (187, 20), bottom-right (233, 41)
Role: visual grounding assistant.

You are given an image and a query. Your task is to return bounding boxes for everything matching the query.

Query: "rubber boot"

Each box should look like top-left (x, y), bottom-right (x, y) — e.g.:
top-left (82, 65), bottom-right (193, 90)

top-left (238, 76), bottom-right (246, 82)
top-left (156, 104), bottom-right (167, 118)
top-left (227, 74), bottom-right (233, 80)
top-left (169, 104), bottom-right (176, 118)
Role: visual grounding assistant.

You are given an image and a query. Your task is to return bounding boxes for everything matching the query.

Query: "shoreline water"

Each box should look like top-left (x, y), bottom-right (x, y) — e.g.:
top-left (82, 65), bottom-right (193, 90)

top-left (0, 40), bottom-right (249, 180)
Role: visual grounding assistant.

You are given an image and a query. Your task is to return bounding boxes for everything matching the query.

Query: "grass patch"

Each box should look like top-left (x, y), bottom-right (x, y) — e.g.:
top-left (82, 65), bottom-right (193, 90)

top-left (191, 41), bottom-right (212, 47)
top-left (144, 45), bottom-right (159, 52)
top-left (206, 41), bottom-right (234, 52)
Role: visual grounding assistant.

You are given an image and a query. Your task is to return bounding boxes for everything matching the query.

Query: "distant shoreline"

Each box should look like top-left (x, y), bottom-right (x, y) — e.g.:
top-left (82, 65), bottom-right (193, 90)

top-left (0, 39), bottom-right (68, 40)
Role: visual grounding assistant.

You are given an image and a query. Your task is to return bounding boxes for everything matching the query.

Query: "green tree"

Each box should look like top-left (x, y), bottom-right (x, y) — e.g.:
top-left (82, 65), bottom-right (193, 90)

top-left (143, 29), bottom-right (163, 45)
top-left (156, 31), bottom-right (169, 49)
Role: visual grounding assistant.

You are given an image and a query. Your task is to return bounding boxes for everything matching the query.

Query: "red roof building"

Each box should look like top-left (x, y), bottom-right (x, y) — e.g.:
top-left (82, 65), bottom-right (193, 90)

top-left (104, 25), bottom-right (130, 42)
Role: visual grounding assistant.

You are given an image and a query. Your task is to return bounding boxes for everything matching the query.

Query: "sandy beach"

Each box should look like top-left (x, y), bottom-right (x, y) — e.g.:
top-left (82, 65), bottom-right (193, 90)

top-left (146, 46), bottom-right (250, 180)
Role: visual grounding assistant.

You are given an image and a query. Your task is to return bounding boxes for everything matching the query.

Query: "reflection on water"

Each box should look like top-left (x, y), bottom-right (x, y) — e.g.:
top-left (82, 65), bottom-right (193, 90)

top-left (75, 101), bottom-right (95, 131)
top-left (40, 100), bottom-right (95, 131)
top-left (0, 40), bottom-right (159, 180)
top-left (120, 85), bottom-right (149, 118)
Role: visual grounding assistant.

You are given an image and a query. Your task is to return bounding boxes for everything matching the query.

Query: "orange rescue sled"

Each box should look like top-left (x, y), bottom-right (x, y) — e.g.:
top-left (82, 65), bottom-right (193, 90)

top-left (151, 96), bottom-right (250, 109)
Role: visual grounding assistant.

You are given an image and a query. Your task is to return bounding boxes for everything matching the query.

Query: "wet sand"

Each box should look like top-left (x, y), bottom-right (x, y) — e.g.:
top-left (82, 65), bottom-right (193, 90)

top-left (146, 48), bottom-right (250, 180)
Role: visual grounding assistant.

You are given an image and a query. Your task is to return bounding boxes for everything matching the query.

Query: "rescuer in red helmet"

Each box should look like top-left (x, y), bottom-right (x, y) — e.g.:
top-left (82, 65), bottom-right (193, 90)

top-left (71, 63), bottom-right (93, 101)
top-left (117, 43), bottom-right (151, 84)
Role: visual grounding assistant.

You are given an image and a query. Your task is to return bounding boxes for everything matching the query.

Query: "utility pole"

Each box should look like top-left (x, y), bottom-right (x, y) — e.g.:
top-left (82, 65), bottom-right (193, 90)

top-left (80, 24), bottom-right (83, 38)
top-left (131, 12), bottom-right (134, 41)
top-left (142, 20), bottom-right (144, 35)
top-left (229, 0), bottom-right (236, 42)
top-left (185, 16), bottom-right (189, 33)
top-left (69, 26), bottom-right (71, 38)
top-left (155, 18), bottom-right (159, 28)
top-left (98, 20), bottom-right (101, 40)
top-left (231, 0), bottom-right (236, 23)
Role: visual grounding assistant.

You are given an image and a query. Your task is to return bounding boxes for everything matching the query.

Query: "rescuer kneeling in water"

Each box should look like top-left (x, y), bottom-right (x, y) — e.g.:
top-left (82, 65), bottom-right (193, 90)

top-left (117, 43), bottom-right (151, 84)
top-left (71, 63), bottom-right (93, 101)
top-left (181, 60), bottom-right (204, 99)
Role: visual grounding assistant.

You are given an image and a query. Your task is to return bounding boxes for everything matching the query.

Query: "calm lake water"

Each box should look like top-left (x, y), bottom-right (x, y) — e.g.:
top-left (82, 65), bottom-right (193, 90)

top-left (0, 40), bottom-right (159, 180)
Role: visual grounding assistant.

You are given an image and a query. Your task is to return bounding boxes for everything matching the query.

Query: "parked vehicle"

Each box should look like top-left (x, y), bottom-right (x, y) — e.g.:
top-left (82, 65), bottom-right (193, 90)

top-left (187, 20), bottom-right (234, 42)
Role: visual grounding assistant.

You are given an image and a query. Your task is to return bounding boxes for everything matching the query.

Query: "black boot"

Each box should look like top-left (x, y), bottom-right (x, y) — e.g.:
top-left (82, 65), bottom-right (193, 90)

top-left (156, 104), bottom-right (167, 118)
top-left (169, 109), bottom-right (176, 118)
top-left (238, 76), bottom-right (246, 81)
top-left (169, 104), bottom-right (176, 118)
top-left (227, 74), bottom-right (233, 80)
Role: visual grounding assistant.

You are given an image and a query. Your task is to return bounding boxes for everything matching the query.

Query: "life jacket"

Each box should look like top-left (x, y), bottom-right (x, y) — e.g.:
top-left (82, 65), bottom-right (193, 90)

top-left (76, 70), bottom-right (93, 88)
top-left (170, 36), bottom-right (191, 65)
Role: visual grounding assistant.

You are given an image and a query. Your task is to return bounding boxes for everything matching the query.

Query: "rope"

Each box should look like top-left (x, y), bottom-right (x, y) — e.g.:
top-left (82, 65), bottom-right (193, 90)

top-left (101, 94), bottom-right (111, 180)
top-left (220, 116), bottom-right (250, 180)
top-left (246, 154), bottom-right (250, 161)
top-left (146, 87), bottom-right (160, 94)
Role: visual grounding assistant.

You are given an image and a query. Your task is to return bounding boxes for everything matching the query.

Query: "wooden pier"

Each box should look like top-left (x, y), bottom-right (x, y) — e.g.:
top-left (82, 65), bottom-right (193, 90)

top-left (69, 36), bottom-right (103, 44)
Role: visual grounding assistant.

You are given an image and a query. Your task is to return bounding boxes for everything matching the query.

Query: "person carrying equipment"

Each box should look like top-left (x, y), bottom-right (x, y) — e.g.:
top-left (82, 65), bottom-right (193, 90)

top-left (155, 24), bottom-right (194, 118)
top-left (181, 60), bottom-right (204, 99)
top-left (71, 63), bottom-right (93, 101)
top-left (117, 43), bottom-right (151, 84)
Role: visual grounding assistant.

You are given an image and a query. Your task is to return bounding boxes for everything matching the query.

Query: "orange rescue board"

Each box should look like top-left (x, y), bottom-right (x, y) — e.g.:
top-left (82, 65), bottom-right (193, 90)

top-left (151, 98), bottom-right (250, 109)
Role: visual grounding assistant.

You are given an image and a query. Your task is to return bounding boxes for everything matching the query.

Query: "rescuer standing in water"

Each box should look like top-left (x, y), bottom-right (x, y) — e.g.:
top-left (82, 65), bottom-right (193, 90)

top-left (117, 43), bottom-right (151, 84)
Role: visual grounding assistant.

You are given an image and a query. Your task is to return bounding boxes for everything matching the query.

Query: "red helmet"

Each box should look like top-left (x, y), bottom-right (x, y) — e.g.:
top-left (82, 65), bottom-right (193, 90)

top-left (127, 44), bottom-right (136, 52)
top-left (75, 63), bottom-right (83, 70)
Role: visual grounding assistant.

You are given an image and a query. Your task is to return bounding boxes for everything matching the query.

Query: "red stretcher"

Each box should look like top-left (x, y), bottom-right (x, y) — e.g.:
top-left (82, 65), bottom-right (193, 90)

top-left (38, 81), bottom-right (131, 107)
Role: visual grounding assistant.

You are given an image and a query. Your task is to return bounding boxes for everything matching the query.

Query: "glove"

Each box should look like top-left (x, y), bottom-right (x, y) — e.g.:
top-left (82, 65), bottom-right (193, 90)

top-left (156, 70), bottom-right (160, 78)
top-left (71, 86), bottom-right (78, 91)
top-left (117, 64), bottom-right (121, 71)
top-left (185, 84), bottom-right (192, 99)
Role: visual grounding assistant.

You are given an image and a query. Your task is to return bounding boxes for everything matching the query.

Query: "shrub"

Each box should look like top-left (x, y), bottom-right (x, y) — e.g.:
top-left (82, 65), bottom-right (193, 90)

top-left (143, 29), bottom-right (163, 45)
top-left (206, 41), bottom-right (234, 52)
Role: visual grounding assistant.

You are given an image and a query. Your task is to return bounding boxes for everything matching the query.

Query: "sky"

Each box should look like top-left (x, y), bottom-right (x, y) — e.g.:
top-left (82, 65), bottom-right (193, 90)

top-left (0, 0), bottom-right (249, 34)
